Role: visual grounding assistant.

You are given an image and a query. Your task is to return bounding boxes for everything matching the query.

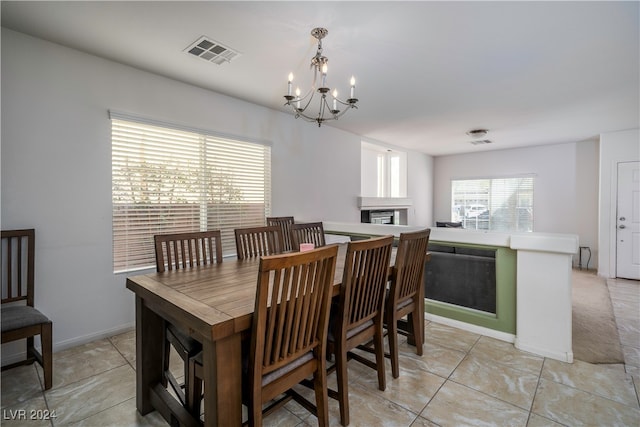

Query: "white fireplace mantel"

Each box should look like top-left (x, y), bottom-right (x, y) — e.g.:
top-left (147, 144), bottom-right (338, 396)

top-left (357, 197), bottom-right (413, 209)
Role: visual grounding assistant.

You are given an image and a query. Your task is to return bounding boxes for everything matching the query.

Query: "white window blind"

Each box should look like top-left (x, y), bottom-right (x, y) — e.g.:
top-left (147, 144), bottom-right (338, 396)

top-left (112, 117), bottom-right (271, 272)
top-left (451, 176), bottom-right (534, 232)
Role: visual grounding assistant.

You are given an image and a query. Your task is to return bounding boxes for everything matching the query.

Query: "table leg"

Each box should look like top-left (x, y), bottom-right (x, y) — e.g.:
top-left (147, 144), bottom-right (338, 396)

top-left (135, 296), bottom-right (164, 415)
top-left (203, 333), bottom-right (242, 426)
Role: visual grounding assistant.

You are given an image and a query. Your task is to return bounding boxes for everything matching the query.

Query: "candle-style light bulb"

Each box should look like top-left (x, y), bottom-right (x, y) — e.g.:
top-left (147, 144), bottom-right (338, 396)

top-left (350, 76), bottom-right (356, 99)
top-left (332, 89), bottom-right (338, 110)
top-left (287, 73), bottom-right (293, 96)
top-left (322, 63), bottom-right (328, 87)
top-left (295, 87), bottom-right (301, 109)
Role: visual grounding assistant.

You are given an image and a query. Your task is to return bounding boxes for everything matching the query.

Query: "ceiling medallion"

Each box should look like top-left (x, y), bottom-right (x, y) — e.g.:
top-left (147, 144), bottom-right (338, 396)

top-left (284, 28), bottom-right (358, 127)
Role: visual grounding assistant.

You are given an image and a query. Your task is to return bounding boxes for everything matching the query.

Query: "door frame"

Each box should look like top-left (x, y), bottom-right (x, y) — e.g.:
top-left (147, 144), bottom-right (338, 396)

top-left (614, 160), bottom-right (640, 279)
top-left (607, 160), bottom-right (639, 278)
top-left (598, 129), bottom-right (639, 279)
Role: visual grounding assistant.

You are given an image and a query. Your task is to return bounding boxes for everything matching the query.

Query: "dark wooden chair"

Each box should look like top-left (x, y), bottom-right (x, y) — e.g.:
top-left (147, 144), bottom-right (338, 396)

top-left (266, 216), bottom-right (295, 252)
top-left (290, 222), bottom-right (326, 251)
top-left (1, 229), bottom-right (52, 390)
top-left (385, 228), bottom-right (431, 378)
top-left (154, 230), bottom-right (223, 416)
top-left (245, 245), bottom-right (338, 427)
top-left (327, 235), bottom-right (393, 426)
top-left (234, 225), bottom-right (283, 260)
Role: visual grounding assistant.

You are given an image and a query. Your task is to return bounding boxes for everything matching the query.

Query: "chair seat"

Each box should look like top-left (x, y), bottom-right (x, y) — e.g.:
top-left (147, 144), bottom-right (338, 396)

top-left (1, 306), bottom-right (50, 333)
top-left (388, 290), bottom-right (414, 311)
top-left (262, 352), bottom-right (314, 387)
top-left (328, 318), bottom-right (374, 342)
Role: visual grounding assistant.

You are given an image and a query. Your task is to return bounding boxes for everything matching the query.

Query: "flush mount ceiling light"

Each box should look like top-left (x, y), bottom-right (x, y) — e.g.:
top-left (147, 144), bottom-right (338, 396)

top-left (284, 27), bottom-right (358, 127)
top-left (466, 129), bottom-right (489, 139)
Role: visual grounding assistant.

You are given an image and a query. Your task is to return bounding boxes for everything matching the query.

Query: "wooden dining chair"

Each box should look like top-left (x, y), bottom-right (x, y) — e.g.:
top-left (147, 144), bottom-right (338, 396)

top-left (245, 244), bottom-right (338, 427)
top-left (1, 229), bottom-right (52, 390)
top-left (154, 230), bottom-right (223, 416)
top-left (385, 228), bottom-right (431, 378)
top-left (266, 216), bottom-right (295, 252)
top-left (234, 225), bottom-right (283, 260)
top-left (290, 222), bottom-right (326, 251)
top-left (327, 235), bottom-right (393, 426)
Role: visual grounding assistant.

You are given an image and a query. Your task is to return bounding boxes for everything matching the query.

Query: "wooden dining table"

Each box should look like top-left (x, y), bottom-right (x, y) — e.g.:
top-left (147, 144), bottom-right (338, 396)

top-left (126, 243), bottom-right (412, 426)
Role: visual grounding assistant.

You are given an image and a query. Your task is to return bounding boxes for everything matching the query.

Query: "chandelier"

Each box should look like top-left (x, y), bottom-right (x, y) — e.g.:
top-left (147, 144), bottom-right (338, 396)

top-left (284, 27), bottom-right (358, 127)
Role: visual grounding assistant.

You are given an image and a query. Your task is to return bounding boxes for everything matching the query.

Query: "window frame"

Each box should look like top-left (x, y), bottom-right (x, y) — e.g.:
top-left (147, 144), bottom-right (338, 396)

top-left (451, 175), bottom-right (535, 232)
top-left (110, 111), bottom-right (272, 273)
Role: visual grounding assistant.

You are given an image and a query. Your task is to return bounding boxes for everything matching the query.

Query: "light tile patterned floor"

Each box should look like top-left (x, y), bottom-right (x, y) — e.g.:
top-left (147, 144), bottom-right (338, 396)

top-left (2, 276), bottom-right (639, 426)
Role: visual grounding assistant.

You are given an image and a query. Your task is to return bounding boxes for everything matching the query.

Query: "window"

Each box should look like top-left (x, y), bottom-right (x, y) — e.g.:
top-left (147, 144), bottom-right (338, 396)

top-left (111, 114), bottom-right (271, 272)
top-left (361, 142), bottom-right (407, 197)
top-left (451, 176), bottom-right (534, 232)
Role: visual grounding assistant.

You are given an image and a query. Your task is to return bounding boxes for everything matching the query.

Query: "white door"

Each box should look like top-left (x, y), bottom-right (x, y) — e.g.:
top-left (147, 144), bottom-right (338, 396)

top-left (616, 161), bottom-right (640, 280)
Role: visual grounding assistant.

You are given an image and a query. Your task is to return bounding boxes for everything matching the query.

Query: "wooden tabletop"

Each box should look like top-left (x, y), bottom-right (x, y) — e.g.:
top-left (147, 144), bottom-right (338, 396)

top-left (126, 244), bottom-right (361, 342)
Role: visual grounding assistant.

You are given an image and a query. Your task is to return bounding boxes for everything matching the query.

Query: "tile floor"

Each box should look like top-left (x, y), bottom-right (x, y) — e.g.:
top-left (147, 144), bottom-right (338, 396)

top-left (2, 276), bottom-right (639, 426)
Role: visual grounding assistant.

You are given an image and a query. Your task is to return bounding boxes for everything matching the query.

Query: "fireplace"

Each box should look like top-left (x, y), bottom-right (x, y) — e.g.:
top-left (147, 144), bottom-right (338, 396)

top-left (361, 209), bottom-right (396, 225)
top-left (357, 197), bottom-right (412, 226)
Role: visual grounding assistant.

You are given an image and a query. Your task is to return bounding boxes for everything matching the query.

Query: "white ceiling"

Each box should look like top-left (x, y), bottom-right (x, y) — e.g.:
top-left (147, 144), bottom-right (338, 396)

top-left (2, 1), bottom-right (638, 156)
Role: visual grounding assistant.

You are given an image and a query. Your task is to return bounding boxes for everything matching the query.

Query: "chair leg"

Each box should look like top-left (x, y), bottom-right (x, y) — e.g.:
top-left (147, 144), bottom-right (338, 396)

top-left (387, 311), bottom-right (401, 379)
top-left (313, 360), bottom-right (330, 427)
top-left (187, 358), bottom-right (203, 418)
top-left (249, 391), bottom-right (262, 427)
top-left (161, 333), bottom-right (170, 389)
top-left (373, 324), bottom-right (386, 391)
top-left (410, 305), bottom-right (424, 356)
top-left (336, 346), bottom-right (350, 426)
top-left (41, 322), bottom-right (53, 390)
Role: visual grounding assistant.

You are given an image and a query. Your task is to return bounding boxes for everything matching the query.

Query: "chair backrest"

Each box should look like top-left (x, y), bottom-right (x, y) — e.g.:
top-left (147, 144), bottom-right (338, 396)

top-left (390, 229), bottom-right (431, 305)
top-left (337, 235), bottom-right (394, 335)
top-left (266, 216), bottom-right (295, 252)
top-left (234, 225), bottom-right (283, 260)
top-left (249, 244), bottom-right (338, 397)
top-left (290, 222), bottom-right (326, 251)
top-left (154, 230), bottom-right (223, 273)
top-left (1, 229), bottom-right (36, 307)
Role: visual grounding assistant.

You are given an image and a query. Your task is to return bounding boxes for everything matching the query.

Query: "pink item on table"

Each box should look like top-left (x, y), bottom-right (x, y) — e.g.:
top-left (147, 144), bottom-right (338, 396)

top-left (300, 243), bottom-right (315, 252)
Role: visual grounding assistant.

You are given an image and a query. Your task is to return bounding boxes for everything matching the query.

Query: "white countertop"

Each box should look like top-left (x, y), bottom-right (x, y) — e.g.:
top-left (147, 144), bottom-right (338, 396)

top-left (323, 221), bottom-right (578, 254)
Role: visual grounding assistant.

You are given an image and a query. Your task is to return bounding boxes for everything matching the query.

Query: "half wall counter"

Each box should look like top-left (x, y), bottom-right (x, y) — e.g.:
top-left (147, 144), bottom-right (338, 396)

top-left (323, 222), bottom-right (578, 363)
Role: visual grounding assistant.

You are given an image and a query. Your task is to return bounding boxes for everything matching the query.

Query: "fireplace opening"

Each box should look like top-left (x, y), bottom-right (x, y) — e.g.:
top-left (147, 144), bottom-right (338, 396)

top-left (361, 209), bottom-right (397, 225)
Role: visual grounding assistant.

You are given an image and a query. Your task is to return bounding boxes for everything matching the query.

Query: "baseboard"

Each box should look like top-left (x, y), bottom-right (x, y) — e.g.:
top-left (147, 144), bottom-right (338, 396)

top-left (1, 323), bottom-right (135, 367)
top-left (514, 338), bottom-right (573, 363)
top-left (53, 323), bottom-right (135, 352)
top-left (425, 312), bottom-right (516, 343)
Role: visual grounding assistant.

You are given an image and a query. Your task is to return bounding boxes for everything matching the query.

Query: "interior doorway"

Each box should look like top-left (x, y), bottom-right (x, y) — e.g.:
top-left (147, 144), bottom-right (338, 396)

top-left (616, 161), bottom-right (640, 280)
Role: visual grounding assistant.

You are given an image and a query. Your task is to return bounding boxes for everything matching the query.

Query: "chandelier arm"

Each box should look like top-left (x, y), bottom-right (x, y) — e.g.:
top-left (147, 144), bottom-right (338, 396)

top-left (299, 87), bottom-right (316, 102)
top-left (333, 97), bottom-right (358, 107)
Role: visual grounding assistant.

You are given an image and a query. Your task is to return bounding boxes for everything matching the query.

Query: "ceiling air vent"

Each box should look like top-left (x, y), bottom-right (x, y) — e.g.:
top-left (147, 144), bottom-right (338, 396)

top-left (184, 36), bottom-right (240, 65)
top-left (469, 139), bottom-right (492, 145)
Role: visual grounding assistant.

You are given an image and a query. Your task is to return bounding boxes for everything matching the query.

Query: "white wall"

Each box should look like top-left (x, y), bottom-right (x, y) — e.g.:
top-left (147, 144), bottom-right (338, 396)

top-left (433, 141), bottom-right (599, 266)
top-left (598, 128), bottom-right (640, 277)
top-left (0, 29), bottom-right (381, 359)
top-left (408, 151), bottom-right (434, 227)
top-left (360, 145), bottom-right (380, 197)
